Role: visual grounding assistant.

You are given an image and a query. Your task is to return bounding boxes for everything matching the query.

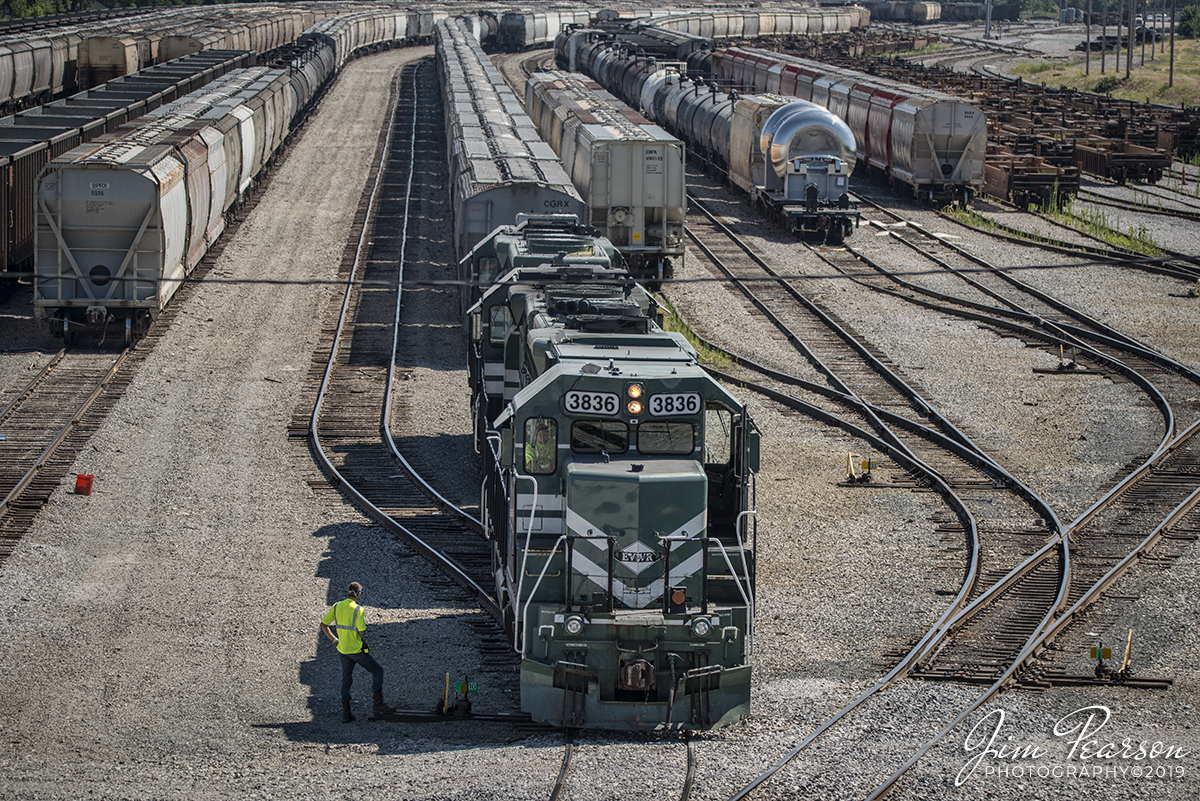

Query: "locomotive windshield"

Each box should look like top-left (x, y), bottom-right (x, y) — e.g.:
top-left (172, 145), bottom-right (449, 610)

top-left (636, 421), bottom-right (694, 454)
top-left (570, 420), bottom-right (629, 453)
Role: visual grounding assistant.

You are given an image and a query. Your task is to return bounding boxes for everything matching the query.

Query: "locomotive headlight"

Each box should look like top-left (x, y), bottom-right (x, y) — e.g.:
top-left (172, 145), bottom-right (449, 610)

top-left (564, 616), bottom-right (585, 636)
top-left (627, 384), bottom-right (643, 415)
top-left (691, 617), bottom-right (713, 638)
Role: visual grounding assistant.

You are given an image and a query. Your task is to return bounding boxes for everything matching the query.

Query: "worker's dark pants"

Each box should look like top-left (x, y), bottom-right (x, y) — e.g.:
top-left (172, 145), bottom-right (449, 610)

top-left (339, 651), bottom-right (384, 702)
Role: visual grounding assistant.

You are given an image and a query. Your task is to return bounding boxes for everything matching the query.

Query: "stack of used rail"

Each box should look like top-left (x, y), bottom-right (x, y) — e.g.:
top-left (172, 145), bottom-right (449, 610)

top-left (766, 29), bottom-right (941, 59)
top-left (796, 49), bottom-right (1199, 187)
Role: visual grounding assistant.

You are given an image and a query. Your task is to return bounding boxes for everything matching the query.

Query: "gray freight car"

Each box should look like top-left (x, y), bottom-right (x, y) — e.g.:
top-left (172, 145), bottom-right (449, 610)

top-left (435, 16), bottom-right (585, 296)
top-left (525, 70), bottom-right (685, 281)
top-left (0, 49), bottom-right (251, 276)
top-left (33, 9), bottom-right (422, 344)
top-left (497, 9), bottom-right (595, 52)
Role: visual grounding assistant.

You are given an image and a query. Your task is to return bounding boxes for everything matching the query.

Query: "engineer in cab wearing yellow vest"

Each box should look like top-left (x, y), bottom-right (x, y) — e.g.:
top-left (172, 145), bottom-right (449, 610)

top-left (320, 582), bottom-right (397, 722)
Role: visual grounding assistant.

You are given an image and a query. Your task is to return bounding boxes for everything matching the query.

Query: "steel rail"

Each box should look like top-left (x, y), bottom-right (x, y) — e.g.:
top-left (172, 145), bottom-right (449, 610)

top-left (0, 351), bottom-right (129, 521)
top-left (307, 67), bottom-right (500, 622)
top-left (0, 349), bottom-right (65, 424)
top-left (1077, 188), bottom-right (1200, 222)
top-left (681, 737), bottom-right (697, 801)
top-left (383, 63), bottom-right (483, 536)
top-left (549, 734), bottom-right (573, 801)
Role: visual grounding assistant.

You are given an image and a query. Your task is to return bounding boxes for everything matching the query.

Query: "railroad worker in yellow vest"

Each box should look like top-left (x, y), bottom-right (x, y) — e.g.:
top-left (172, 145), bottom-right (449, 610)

top-left (320, 582), bottom-right (397, 722)
top-left (525, 422), bottom-right (556, 474)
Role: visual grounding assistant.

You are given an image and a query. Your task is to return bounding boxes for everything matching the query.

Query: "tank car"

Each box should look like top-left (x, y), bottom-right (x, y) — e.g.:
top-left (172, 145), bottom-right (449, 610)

top-left (524, 70), bottom-right (686, 281)
top-left (566, 33), bottom-right (860, 242)
top-left (467, 217), bottom-right (759, 731)
top-left (437, 17), bottom-right (585, 271)
top-left (712, 46), bottom-right (987, 205)
top-left (32, 10), bottom-right (418, 344)
top-left (910, 2), bottom-right (943, 24)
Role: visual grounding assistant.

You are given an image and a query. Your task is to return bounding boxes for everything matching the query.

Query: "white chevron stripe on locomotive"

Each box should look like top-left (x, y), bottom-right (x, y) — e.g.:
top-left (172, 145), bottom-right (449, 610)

top-left (567, 549), bottom-right (706, 609)
top-left (564, 508), bottom-right (708, 609)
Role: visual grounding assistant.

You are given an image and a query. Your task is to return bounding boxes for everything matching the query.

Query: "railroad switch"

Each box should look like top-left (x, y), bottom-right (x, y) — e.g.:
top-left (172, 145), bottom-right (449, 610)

top-left (1091, 629), bottom-right (1135, 682)
top-left (844, 452), bottom-right (878, 484)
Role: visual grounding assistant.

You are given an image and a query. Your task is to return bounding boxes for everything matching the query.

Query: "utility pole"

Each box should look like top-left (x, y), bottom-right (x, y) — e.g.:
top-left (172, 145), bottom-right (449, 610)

top-left (1127, 0), bottom-right (1134, 78)
top-left (1141, 0), bottom-right (1147, 64)
top-left (1102, 0), bottom-right (1108, 74)
top-left (985, 0), bottom-right (993, 39)
top-left (1169, 0), bottom-right (1176, 87)
top-left (1087, 0), bottom-right (1092, 74)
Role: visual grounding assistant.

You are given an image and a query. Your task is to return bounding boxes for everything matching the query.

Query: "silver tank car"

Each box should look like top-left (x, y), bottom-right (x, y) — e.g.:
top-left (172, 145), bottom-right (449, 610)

top-left (566, 32), bottom-right (859, 242)
top-left (436, 18), bottom-right (585, 271)
top-left (714, 46), bottom-right (987, 205)
top-left (524, 70), bottom-right (685, 281)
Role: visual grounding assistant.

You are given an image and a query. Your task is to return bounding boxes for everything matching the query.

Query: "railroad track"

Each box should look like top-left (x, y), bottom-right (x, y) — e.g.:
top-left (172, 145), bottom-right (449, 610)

top-left (0, 347), bottom-right (127, 561)
top-left (295, 59), bottom-right (496, 613)
top-left (665, 297), bottom-right (1193, 799)
top-left (0, 135), bottom-right (276, 564)
top-left (848, 194), bottom-right (1200, 434)
top-left (685, 183), bottom-right (1075, 658)
top-left (674, 175), bottom-right (1199, 798)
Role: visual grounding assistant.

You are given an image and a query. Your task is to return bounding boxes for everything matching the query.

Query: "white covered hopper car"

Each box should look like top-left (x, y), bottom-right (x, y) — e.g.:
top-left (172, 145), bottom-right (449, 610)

top-left (525, 70), bottom-right (685, 281)
top-left (436, 17), bottom-right (585, 274)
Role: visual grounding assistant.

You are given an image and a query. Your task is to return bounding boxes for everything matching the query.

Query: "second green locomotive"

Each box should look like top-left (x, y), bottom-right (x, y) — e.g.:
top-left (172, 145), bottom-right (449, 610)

top-left (465, 214), bottom-right (759, 730)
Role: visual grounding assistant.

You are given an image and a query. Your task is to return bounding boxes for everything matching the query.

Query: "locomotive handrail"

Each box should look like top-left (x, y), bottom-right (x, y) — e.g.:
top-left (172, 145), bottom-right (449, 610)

top-left (734, 508), bottom-right (757, 648)
top-left (658, 532), bottom-right (755, 647)
top-left (519, 534), bottom-right (570, 655)
top-left (513, 471), bottom-right (540, 649)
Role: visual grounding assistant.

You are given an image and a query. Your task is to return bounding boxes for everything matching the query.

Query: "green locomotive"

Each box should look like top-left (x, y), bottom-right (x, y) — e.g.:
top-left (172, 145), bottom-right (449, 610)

top-left (466, 215), bottom-right (759, 730)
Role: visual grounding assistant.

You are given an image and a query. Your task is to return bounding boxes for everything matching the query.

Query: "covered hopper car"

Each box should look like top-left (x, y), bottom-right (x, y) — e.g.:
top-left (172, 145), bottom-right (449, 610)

top-left (524, 70), bottom-right (686, 281)
top-left (33, 9), bottom-right (430, 344)
top-left (436, 17), bottom-right (585, 291)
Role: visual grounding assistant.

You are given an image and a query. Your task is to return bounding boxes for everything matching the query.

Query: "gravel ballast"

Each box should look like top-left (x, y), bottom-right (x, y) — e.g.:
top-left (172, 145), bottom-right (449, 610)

top-left (0, 29), bottom-right (1197, 801)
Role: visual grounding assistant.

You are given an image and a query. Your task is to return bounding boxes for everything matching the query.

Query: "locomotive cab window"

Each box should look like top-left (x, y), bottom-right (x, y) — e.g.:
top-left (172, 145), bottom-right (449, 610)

top-left (704, 405), bottom-right (733, 466)
top-left (524, 418), bottom-right (557, 474)
top-left (637, 421), bottom-right (694, 455)
top-left (489, 305), bottom-right (512, 346)
top-left (570, 420), bottom-right (628, 454)
top-left (704, 403), bottom-right (739, 535)
top-left (477, 256), bottom-right (500, 287)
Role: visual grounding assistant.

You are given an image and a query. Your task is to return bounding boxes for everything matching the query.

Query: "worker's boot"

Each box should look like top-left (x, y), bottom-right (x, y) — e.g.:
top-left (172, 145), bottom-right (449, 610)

top-left (372, 692), bottom-right (396, 716)
top-left (341, 701), bottom-right (355, 723)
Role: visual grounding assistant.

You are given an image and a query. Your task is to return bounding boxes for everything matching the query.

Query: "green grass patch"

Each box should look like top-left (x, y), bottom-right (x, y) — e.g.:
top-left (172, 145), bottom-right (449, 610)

top-left (1036, 197), bottom-right (1165, 255)
top-left (1029, 38), bottom-right (1200, 107)
top-left (888, 42), bottom-right (951, 58)
top-left (656, 296), bottom-right (733, 369)
top-left (1014, 61), bottom-right (1055, 75)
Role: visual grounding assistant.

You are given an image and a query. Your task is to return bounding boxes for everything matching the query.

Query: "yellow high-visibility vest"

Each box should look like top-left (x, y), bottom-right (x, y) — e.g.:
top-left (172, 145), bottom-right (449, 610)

top-left (321, 598), bottom-right (364, 654)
